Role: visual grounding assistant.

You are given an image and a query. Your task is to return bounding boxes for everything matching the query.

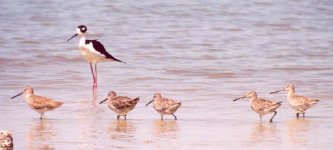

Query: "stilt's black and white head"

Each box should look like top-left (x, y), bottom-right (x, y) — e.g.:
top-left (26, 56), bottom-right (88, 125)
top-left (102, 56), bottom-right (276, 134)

top-left (67, 25), bottom-right (87, 41)
top-left (77, 25), bottom-right (87, 35)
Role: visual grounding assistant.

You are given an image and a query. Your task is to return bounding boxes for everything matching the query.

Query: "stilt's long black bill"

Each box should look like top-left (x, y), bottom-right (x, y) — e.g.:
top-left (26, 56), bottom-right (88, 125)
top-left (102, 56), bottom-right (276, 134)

top-left (99, 98), bottom-right (108, 104)
top-left (145, 100), bottom-right (154, 106)
top-left (233, 96), bottom-right (246, 101)
top-left (11, 92), bottom-right (23, 99)
top-left (270, 90), bottom-right (283, 94)
top-left (67, 34), bottom-right (78, 41)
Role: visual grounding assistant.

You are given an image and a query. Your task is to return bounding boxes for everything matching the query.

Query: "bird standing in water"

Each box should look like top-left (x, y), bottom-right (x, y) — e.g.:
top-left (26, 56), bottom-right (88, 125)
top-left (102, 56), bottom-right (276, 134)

top-left (270, 84), bottom-right (319, 118)
top-left (67, 25), bottom-right (125, 101)
top-left (233, 91), bottom-right (282, 122)
top-left (11, 87), bottom-right (63, 119)
top-left (99, 91), bottom-right (139, 120)
top-left (146, 93), bottom-right (181, 120)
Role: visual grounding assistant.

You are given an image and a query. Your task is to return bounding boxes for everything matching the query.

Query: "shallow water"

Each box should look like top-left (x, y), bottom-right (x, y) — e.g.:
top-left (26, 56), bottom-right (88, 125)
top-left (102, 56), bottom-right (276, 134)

top-left (0, 0), bottom-right (333, 149)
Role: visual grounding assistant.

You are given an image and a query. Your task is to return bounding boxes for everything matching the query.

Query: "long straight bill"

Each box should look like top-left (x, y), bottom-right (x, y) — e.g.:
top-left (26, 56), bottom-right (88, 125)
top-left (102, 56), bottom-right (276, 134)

top-left (67, 34), bottom-right (78, 41)
top-left (145, 100), bottom-right (154, 106)
top-left (11, 92), bottom-right (23, 99)
top-left (233, 96), bottom-right (246, 101)
top-left (270, 89), bottom-right (284, 94)
top-left (99, 98), bottom-right (108, 104)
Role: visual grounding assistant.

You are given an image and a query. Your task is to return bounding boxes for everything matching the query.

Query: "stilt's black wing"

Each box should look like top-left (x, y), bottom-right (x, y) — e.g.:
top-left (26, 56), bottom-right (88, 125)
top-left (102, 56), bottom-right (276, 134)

top-left (85, 40), bottom-right (126, 64)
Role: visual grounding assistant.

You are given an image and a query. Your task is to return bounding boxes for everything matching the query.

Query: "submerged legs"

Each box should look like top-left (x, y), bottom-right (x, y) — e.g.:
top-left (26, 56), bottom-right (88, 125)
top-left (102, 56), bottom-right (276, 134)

top-left (40, 113), bottom-right (45, 120)
top-left (296, 112), bottom-right (305, 118)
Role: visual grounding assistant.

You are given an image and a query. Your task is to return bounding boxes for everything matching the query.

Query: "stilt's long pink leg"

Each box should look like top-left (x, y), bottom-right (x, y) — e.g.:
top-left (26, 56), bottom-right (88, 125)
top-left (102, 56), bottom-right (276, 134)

top-left (90, 63), bottom-right (97, 101)
top-left (89, 63), bottom-right (96, 82)
top-left (95, 63), bottom-right (97, 88)
top-left (93, 64), bottom-right (97, 97)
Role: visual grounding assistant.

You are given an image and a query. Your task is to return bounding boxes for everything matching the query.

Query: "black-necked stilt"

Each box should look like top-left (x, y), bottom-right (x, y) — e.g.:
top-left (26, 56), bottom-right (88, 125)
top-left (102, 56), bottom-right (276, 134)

top-left (67, 25), bottom-right (125, 100)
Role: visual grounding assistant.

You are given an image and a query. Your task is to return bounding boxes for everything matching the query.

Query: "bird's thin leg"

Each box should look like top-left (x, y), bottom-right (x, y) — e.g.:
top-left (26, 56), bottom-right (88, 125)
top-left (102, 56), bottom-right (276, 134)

top-left (94, 63), bottom-right (97, 88)
top-left (89, 63), bottom-right (96, 82)
top-left (259, 115), bottom-right (262, 122)
top-left (125, 115), bottom-right (127, 120)
top-left (161, 115), bottom-right (163, 120)
top-left (40, 113), bottom-right (43, 120)
top-left (117, 115), bottom-right (120, 120)
top-left (90, 63), bottom-right (97, 101)
top-left (270, 111), bottom-right (277, 123)
top-left (172, 114), bottom-right (177, 120)
top-left (93, 63), bottom-right (97, 98)
top-left (296, 113), bottom-right (299, 118)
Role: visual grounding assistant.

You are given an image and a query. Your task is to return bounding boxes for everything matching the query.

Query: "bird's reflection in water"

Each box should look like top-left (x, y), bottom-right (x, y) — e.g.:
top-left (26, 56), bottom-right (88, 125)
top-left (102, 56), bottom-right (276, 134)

top-left (108, 120), bottom-right (136, 141)
top-left (287, 118), bottom-right (312, 144)
top-left (26, 119), bottom-right (56, 150)
top-left (153, 120), bottom-right (179, 138)
top-left (249, 122), bottom-right (279, 143)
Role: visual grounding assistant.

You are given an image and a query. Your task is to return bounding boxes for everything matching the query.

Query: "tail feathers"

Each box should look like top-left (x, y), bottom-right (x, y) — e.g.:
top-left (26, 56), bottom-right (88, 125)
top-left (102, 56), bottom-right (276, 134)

top-left (130, 97), bottom-right (140, 104)
top-left (312, 99), bottom-right (319, 104)
top-left (53, 101), bottom-right (64, 109)
top-left (107, 55), bottom-right (126, 64)
top-left (276, 101), bottom-right (282, 105)
top-left (133, 97), bottom-right (140, 102)
top-left (46, 101), bottom-right (63, 110)
top-left (171, 102), bottom-right (181, 108)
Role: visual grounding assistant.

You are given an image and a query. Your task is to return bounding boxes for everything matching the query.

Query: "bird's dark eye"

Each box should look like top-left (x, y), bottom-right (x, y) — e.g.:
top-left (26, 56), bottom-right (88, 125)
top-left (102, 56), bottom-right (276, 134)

top-left (78, 25), bottom-right (87, 33)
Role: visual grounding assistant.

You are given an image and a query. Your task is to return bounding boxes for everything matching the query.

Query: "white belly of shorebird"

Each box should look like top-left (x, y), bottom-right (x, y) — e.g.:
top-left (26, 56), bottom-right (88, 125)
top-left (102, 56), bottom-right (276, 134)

top-left (79, 46), bottom-right (108, 63)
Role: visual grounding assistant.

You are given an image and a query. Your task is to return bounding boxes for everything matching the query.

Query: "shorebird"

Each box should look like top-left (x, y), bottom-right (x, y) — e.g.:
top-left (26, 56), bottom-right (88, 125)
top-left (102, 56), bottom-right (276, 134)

top-left (11, 87), bottom-right (63, 119)
top-left (99, 91), bottom-right (139, 120)
top-left (67, 25), bottom-right (125, 98)
top-left (233, 91), bottom-right (282, 122)
top-left (145, 93), bottom-right (181, 120)
top-left (0, 131), bottom-right (13, 149)
top-left (270, 84), bottom-right (319, 118)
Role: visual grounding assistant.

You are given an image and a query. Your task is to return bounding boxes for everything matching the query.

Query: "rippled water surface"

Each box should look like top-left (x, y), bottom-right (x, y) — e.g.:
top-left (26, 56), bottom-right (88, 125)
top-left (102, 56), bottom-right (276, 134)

top-left (0, 0), bottom-right (333, 149)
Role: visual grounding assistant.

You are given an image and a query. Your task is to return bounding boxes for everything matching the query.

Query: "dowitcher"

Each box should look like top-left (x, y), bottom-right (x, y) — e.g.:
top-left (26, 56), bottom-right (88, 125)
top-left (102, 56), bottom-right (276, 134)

top-left (11, 87), bottom-right (63, 119)
top-left (233, 91), bottom-right (282, 122)
top-left (67, 25), bottom-right (125, 99)
top-left (270, 84), bottom-right (319, 118)
top-left (145, 93), bottom-right (181, 120)
top-left (99, 91), bottom-right (139, 120)
top-left (0, 131), bottom-right (13, 149)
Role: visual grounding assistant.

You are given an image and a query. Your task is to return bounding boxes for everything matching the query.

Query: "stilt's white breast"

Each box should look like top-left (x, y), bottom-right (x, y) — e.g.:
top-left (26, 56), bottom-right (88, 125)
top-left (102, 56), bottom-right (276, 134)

top-left (78, 37), bottom-right (108, 63)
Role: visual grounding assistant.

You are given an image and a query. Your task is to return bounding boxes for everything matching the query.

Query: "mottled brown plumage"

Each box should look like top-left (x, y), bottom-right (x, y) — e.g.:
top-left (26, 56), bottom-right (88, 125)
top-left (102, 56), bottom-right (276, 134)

top-left (146, 93), bottom-right (181, 120)
top-left (11, 87), bottom-right (63, 119)
top-left (270, 84), bottom-right (319, 118)
top-left (233, 91), bottom-right (282, 122)
top-left (99, 91), bottom-right (139, 120)
top-left (0, 131), bottom-right (13, 149)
